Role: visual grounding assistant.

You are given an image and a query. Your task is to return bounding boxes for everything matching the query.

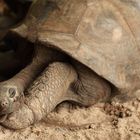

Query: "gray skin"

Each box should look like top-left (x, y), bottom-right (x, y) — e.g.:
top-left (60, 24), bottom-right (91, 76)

top-left (0, 45), bottom-right (111, 129)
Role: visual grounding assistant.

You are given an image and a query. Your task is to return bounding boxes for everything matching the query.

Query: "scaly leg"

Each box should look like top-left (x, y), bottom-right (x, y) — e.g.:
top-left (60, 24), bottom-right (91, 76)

top-left (1, 62), bottom-right (77, 129)
top-left (1, 61), bottom-right (110, 129)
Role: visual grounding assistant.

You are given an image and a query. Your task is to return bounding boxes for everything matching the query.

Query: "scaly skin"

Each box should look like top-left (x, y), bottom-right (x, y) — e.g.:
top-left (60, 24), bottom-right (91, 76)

top-left (1, 61), bottom-right (110, 129)
top-left (1, 62), bottom-right (77, 129)
top-left (0, 44), bottom-right (110, 129)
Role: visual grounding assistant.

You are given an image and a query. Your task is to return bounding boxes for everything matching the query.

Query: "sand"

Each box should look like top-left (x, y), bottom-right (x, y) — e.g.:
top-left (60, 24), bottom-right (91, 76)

top-left (0, 97), bottom-right (139, 140)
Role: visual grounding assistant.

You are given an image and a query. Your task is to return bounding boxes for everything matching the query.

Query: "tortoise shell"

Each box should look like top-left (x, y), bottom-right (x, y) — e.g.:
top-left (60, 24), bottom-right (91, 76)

top-left (12, 0), bottom-right (140, 93)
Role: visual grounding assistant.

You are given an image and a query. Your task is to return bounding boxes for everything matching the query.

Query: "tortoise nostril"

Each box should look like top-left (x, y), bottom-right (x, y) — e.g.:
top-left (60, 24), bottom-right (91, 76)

top-left (0, 100), bottom-right (9, 108)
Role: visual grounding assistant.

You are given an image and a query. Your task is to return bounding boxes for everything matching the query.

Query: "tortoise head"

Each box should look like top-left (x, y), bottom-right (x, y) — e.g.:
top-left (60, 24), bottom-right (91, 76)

top-left (0, 83), bottom-right (24, 121)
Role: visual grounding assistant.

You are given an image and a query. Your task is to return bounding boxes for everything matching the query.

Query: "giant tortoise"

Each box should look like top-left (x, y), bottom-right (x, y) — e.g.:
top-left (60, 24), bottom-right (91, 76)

top-left (0, 0), bottom-right (140, 129)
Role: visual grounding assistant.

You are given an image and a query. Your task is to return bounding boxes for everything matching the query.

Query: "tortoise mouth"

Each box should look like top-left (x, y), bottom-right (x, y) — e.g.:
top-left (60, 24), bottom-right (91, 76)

top-left (0, 105), bottom-right (14, 120)
top-left (0, 94), bottom-right (25, 122)
top-left (0, 114), bottom-right (8, 122)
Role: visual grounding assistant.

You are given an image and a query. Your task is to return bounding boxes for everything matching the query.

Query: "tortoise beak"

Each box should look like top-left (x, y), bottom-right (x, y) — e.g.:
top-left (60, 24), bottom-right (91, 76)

top-left (0, 99), bottom-right (10, 112)
top-left (0, 97), bottom-right (15, 116)
top-left (0, 114), bottom-right (8, 122)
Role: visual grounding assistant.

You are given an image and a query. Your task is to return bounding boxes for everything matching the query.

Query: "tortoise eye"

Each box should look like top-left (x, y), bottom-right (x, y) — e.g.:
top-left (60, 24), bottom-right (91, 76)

top-left (9, 88), bottom-right (16, 98)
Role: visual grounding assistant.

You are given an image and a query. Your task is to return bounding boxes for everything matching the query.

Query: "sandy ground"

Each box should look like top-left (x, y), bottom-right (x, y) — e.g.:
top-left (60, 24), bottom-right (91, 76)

top-left (0, 97), bottom-right (139, 140)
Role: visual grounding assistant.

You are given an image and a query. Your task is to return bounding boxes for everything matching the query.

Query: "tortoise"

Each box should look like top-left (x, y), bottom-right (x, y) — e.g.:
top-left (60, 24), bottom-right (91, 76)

top-left (0, 0), bottom-right (140, 129)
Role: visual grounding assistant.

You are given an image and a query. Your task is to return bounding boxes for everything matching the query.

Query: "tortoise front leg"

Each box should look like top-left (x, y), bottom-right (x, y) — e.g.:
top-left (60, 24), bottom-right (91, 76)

top-left (1, 62), bottom-right (78, 129)
top-left (1, 61), bottom-right (111, 129)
